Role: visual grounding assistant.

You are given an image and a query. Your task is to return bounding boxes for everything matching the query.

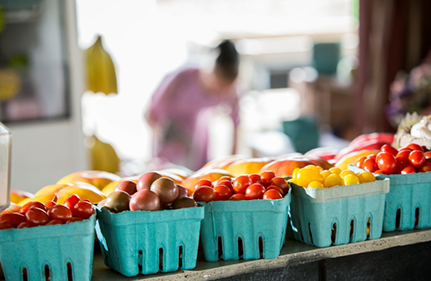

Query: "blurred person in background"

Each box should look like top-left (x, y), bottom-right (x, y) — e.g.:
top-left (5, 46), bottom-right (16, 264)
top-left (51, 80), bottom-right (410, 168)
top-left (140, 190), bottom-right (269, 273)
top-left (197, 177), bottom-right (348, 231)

top-left (145, 40), bottom-right (241, 171)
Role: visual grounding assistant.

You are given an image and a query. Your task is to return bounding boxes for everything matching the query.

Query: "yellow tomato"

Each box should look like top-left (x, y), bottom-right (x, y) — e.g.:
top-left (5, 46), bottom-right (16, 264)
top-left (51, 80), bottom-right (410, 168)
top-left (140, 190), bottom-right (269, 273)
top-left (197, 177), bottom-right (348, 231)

top-left (340, 170), bottom-right (356, 178)
top-left (304, 165), bottom-right (323, 172)
top-left (343, 174), bottom-right (360, 185)
top-left (292, 167), bottom-right (300, 183)
top-left (308, 181), bottom-right (325, 189)
top-left (296, 168), bottom-right (324, 187)
top-left (320, 170), bottom-right (332, 179)
top-left (358, 171), bottom-right (376, 183)
top-left (329, 167), bottom-right (341, 174)
top-left (324, 174), bottom-right (343, 188)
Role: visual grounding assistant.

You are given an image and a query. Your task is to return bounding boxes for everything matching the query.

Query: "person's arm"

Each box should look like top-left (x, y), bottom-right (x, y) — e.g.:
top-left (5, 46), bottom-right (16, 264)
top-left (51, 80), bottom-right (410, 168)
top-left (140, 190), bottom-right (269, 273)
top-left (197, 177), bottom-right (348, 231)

top-left (229, 89), bottom-right (241, 155)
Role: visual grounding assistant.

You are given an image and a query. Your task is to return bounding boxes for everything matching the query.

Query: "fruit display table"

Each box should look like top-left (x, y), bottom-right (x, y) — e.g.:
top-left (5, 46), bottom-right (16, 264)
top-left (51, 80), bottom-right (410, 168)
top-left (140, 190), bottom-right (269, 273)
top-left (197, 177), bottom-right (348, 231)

top-left (92, 229), bottom-right (431, 280)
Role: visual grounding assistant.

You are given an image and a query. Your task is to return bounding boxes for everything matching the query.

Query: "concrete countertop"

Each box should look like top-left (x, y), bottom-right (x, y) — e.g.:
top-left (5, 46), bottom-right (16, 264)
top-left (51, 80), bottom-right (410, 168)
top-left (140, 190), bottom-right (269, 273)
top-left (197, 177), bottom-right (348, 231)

top-left (92, 229), bottom-right (431, 280)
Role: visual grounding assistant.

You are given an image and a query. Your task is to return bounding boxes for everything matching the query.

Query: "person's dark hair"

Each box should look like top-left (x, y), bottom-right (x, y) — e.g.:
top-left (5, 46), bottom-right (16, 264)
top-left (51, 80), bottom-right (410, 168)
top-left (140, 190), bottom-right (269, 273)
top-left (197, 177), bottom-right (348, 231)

top-left (215, 40), bottom-right (239, 82)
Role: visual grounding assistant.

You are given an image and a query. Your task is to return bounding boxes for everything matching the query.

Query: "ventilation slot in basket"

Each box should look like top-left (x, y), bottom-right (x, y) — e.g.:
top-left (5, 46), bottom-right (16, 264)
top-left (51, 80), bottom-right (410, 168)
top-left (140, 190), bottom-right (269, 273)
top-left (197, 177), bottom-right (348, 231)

top-left (258, 236), bottom-right (264, 259)
top-left (159, 248), bottom-right (164, 271)
top-left (44, 265), bottom-right (50, 281)
top-left (415, 208), bottom-right (420, 228)
top-left (308, 223), bottom-right (313, 244)
top-left (331, 223), bottom-right (337, 244)
top-left (179, 246), bottom-right (183, 269)
top-left (298, 220), bottom-right (304, 241)
top-left (350, 220), bottom-right (355, 242)
top-left (238, 237), bottom-right (244, 259)
top-left (22, 268), bottom-right (28, 281)
top-left (138, 250), bottom-right (143, 273)
top-left (67, 262), bottom-right (73, 281)
top-left (396, 209), bottom-right (401, 229)
top-left (366, 217), bottom-right (371, 239)
top-left (217, 237), bottom-right (223, 260)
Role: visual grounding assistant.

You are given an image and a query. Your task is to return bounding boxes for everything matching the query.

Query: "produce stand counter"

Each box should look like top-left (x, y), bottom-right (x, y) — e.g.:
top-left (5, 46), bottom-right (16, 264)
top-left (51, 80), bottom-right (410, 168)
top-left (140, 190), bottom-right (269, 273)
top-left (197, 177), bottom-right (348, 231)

top-left (92, 228), bottom-right (431, 280)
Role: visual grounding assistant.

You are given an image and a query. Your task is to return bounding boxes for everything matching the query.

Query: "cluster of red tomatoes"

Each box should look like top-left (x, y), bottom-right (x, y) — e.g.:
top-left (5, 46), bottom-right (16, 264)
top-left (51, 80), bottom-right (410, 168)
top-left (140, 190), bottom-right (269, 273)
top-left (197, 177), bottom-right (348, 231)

top-left (192, 171), bottom-right (289, 203)
top-left (356, 143), bottom-right (431, 174)
top-left (0, 195), bottom-right (95, 230)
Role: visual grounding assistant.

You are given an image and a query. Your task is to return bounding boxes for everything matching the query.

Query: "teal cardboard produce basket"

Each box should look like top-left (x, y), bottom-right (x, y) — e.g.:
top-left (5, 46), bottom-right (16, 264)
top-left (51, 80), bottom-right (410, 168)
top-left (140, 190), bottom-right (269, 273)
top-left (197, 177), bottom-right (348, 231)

top-left (288, 178), bottom-right (389, 248)
top-left (199, 193), bottom-right (291, 262)
top-left (0, 214), bottom-right (96, 281)
top-left (95, 206), bottom-right (204, 277)
top-left (349, 165), bottom-right (431, 232)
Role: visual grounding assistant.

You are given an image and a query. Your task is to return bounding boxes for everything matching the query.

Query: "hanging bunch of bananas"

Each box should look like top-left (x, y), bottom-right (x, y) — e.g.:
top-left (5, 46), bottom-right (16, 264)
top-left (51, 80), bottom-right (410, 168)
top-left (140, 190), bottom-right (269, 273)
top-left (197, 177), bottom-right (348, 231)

top-left (86, 134), bottom-right (120, 174)
top-left (85, 35), bottom-right (118, 95)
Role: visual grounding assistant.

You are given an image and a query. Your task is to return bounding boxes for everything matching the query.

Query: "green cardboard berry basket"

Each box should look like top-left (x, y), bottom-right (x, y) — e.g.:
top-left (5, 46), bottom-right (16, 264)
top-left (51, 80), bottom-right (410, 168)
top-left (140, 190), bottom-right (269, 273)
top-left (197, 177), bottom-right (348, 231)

top-left (95, 206), bottom-right (204, 277)
top-left (199, 193), bottom-right (291, 262)
top-left (0, 214), bottom-right (96, 281)
top-left (288, 178), bottom-right (389, 247)
top-left (350, 165), bottom-right (431, 232)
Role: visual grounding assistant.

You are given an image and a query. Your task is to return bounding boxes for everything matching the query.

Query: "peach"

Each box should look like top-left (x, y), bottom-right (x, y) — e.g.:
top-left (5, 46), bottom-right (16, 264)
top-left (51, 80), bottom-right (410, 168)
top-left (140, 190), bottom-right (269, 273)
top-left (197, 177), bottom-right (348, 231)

top-left (10, 190), bottom-right (34, 204)
top-left (224, 158), bottom-right (273, 177)
top-left (259, 155), bottom-right (332, 177)
top-left (57, 170), bottom-right (121, 191)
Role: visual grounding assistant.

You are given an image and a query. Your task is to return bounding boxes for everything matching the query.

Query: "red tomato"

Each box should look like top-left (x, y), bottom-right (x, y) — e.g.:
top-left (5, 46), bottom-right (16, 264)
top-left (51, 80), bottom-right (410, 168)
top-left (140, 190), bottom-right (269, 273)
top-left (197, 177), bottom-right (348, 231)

top-left (401, 166), bottom-right (416, 174)
top-left (418, 160), bottom-right (431, 173)
top-left (356, 156), bottom-right (367, 169)
top-left (20, 201), bottom-right (46, 214)
top-left (48, 205), bottom-right (73, 222)
top-left (66, 217), bottom-right (83, 224)
top-left (0, 221), bottom-right (13, 230)
top-left (229, 194), bottom-right (249, 201)
top-left (363, 158), bottom-right (378, 173)
top-left (194, 179), bottom-right (213, 190)
top-left (46, 219), bottom-right (63, 226)
top-left (217, 176), bottom-right (232, 183)
top-left (266, 185), bottom-right (284, 196)
top-left (65, 194), bottom-right (80, 212)
top-left (270, 177), bottom-right (289, 194)
top-left (233, 175), bottom-right (252, 194)
top-left (0, 213), bottom-right (26, 228)
top-left (213, 184), bottom-right (232, 201)
top-left (249, 174), bottom-right (263, 184)
top-left (17, 222), bottom-right (32, 228)
top-left (245, 183), bottom-right (265, 199)
top-left (424, 151), bottom-right (431, 159)
top-left (193, 186), bottom-right (216, 203)
top-left (381, 144), bottom-right (398, 156)
top-left (260, 171), bottom-right (276, 187)
top-left (217, 180), bottom-right (234, 192)
top-left (73, 201), bottom-right (95, 219)
top-left (366, 154), bottom-right (377, 160)
top-left (396, 150), bottom-right (410, 165)
top-left (406, 143), bottom-right (424, 151)
top-left (374, 170), bottom-right (384, 174)
top-left (376, 152), bottom-right (397, 174)
top-left (44, 201), bottom-right (57, 208)
top-left (25, 207), bottom-right (50, 226)
top-left (263, 189), bottom-right (283, 200)
top-left (408, 150), bottom-right (426, 168)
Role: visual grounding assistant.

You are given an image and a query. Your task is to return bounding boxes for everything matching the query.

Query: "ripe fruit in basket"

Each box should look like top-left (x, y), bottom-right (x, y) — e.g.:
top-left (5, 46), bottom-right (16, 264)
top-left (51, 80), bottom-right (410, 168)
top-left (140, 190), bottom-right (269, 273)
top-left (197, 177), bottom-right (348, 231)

top-left (150, 178), bottom-right (179, 205)
top-left (17, 193), bottom-right (57, 207)
top-left (193, 186), bottom-right (216, 203)
top-left (56, 183), bottom-right (106, 204)
top-left (181, 169), bottom-right (233, 195)
top-left (355, 143), bottom-right (431, 174)
top-left (105, 191), bottom-right (131, 213)
top-left (57, 170), bottom-right (121, 191)
top-left (114, 180), bottom-right (137, 195)
top-left (137, 171), bottom-right (163, 191)
top-left (129, 190), bottom-right (161, 211)
top-left (171, 197), bottom-right (198, 209)
top-left (292, 165), bottom-right (376, 188)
